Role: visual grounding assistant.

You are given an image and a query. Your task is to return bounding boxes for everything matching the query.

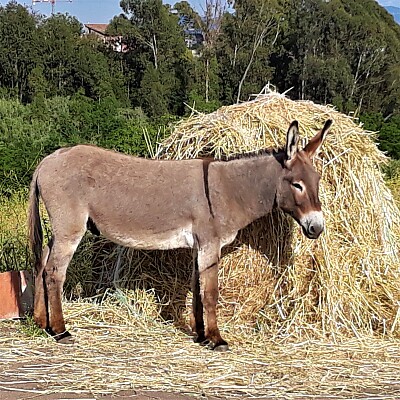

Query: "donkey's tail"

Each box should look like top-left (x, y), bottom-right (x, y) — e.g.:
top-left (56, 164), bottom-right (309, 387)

top-left (28, 169), bottom-right (43, 274)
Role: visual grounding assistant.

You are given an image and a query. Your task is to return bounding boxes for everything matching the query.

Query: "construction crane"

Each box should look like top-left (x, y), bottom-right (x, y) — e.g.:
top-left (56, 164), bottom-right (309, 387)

top-left (32, 0), bottom-right (73, 15)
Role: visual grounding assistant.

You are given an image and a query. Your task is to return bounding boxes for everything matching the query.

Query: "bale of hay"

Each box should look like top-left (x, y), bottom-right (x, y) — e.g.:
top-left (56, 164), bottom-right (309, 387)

top-left (154, 91), bottom-right (400, 339)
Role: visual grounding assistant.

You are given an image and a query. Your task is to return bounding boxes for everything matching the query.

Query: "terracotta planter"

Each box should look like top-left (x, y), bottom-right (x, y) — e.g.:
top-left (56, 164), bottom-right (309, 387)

top-left (0, 271), bottom-right (33, 320)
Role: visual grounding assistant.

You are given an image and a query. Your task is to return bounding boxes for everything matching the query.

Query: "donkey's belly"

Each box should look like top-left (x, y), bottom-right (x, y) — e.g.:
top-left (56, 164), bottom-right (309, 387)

top-left (102, 226), bottom-right (196, 250)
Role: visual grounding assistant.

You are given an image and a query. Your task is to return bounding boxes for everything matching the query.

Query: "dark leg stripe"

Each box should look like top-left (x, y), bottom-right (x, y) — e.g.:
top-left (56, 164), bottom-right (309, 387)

top-left (202, 160), bottom-right (215, 218)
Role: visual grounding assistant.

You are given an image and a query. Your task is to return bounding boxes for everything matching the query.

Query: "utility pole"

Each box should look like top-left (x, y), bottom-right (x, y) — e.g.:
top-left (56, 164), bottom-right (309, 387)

top-left (32, 0), bottom-right (72, 15)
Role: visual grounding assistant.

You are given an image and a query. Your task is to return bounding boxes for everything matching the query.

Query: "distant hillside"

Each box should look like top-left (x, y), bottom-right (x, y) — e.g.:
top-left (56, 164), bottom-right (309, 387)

top-left (385, 6), bottom-right (400, 23)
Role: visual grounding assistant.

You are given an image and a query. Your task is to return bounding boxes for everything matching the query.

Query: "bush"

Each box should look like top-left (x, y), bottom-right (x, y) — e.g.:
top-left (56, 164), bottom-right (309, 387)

top-left (360, 112), bottom-right (400, 159)
top-left (0, 98), bottom-right (58, 192)
top-left (0, 189), bottom-right (30, 273)
top-left (382, 159), bottom-right (400, 180)
top-left (0, 96), bottom-right (174, 192)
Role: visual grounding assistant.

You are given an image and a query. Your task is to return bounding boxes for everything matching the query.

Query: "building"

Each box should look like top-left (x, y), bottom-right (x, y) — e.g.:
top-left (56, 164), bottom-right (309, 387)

top-left (83, 23), bottom-right (125, 53)
top-left (83, 23), bottom-right (203, 54)
top-left (184, 28), bottom-right (204, 49)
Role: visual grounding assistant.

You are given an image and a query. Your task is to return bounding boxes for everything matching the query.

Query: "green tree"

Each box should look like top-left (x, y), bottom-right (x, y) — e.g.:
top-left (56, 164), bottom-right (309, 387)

top-left (271, 0), bottom-right (400, 115)
top-left (109, 0), bottom-right (191, 116)
top-left (37, 14), bottom-right (81, 96)
top-left (173, 1), bottom-right (221, 112)
top-left (361, 113), bottom-right (400, 159)
top-left (0, 2), bottom-right (40, 102)
top-left (217, 0), bottom-right (284, 104)
top-left (37, 14), bottom-right (124, 102)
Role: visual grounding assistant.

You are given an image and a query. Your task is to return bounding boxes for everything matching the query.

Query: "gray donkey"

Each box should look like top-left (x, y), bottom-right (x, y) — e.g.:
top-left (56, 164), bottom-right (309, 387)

top-left (29, 120), bottom-right (332, 351)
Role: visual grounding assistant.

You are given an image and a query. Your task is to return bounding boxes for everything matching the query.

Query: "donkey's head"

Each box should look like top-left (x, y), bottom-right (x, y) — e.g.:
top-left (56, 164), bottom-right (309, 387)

top-left (276, 120), bottom-right (332, 239)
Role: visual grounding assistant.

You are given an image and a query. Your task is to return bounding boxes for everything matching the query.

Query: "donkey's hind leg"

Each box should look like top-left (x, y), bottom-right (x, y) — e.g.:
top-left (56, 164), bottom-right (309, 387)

top-left (197, 244), bottom-right (229, 352)
top-left (191, 253), bottom-right (206, 343)
top-left (34, 238), bottom-right (53, 331)
top-left (43, 230), bottom-right (85, 342)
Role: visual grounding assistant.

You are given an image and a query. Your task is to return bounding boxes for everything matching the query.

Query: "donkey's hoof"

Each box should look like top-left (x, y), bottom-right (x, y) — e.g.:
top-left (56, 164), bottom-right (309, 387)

top-left (57, 335), bottom-right (74, 344)
top-left (194, 334), bottom-right (207, 344)
top-left (208, 342), bottom-right (230, 352)
top-left (199, 338), bottom-right (210, 346)
top-left (213, 344), bottom-right (230, 352)
top-left (54, 331), bottom-right (74, 344)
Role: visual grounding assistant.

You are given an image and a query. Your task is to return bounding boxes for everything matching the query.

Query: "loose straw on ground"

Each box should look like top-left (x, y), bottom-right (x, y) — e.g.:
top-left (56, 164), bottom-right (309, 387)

top-left (2, 301), bottom-right (400, 398)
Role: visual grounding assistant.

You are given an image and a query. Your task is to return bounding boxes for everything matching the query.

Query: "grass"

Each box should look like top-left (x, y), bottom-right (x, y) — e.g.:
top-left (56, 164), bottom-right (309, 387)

top-left (0, 189), bottom-right (30, 273)
top-left (18, 315), bottom-right (47, 338)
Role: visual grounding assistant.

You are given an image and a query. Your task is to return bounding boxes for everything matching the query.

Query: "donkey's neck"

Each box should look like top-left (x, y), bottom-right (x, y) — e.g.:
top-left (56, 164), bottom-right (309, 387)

top-left (209, 153), bottom-right (284, 232)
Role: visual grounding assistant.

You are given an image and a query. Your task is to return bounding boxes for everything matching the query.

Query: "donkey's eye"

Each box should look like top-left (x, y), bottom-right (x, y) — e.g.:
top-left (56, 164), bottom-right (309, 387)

top-left (292, 182), bottom-right (304, 192)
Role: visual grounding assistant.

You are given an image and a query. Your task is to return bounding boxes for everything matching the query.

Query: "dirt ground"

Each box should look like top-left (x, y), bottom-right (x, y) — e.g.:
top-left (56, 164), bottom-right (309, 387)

top-left (0, 317), bottom-right (233, 400)
top-left (0, 321), bottom-right (215, 400)
top-left (0, 390), bottom-right (208, 400)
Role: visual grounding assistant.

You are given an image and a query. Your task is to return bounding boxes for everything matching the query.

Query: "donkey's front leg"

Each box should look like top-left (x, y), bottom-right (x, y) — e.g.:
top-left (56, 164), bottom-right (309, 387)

top-left (197, 245), bottom-right (229, 352)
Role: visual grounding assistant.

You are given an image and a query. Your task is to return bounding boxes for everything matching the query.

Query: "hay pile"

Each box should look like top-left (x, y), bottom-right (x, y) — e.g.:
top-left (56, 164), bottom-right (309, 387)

top-left (69, 92), bottom-right (400, 340)
top-left (157, 92), bottom-right (400, 338)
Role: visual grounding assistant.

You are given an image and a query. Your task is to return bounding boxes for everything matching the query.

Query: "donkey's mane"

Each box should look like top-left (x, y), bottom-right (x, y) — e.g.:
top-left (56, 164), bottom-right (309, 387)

top-left (58, 144), bottom-right (288, 164)
top-left (218, 147), bottom-right (285, 162)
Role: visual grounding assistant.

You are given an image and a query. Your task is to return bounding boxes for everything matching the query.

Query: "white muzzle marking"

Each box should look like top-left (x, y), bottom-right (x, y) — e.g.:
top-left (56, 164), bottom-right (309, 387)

top-left (300, 211), bottom-right (324, 239)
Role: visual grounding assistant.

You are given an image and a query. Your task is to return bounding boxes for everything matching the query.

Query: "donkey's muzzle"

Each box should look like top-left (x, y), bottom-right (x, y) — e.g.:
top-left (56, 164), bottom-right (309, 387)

top-left (300, 211), bottom-right (324, 239)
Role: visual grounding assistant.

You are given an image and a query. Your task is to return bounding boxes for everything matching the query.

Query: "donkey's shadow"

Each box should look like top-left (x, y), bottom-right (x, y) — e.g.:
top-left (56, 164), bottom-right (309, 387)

top-left (65, 210), bottom-right (294, 329)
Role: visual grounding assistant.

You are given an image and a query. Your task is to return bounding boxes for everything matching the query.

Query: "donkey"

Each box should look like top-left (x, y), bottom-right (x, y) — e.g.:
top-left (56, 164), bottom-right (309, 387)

top-left (28, 120), bottom-right (332, 351)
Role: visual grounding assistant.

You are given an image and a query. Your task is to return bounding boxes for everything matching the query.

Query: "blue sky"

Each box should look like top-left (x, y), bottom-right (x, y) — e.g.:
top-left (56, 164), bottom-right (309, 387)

top-left (379, 0), bottom-right (400, 6)
top-left (0, 1), bottom-right (203, 23)
top-left (0, 0), bottom-right (396, 24)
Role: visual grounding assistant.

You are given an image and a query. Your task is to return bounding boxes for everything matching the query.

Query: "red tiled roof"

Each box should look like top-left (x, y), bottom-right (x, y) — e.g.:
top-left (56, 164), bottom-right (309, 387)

top-left (84, 23), bottom-right (109, 35)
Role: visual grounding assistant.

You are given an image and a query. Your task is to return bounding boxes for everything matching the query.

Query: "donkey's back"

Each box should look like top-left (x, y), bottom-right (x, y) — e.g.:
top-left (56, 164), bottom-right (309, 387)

top-left (33, 145), bottom-right (211, 250)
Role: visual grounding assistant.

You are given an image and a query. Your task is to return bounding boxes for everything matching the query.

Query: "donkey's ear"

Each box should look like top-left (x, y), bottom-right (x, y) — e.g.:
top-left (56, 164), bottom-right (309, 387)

top-left (285, 120), bottom-right (300, 161)
top-left (304, 119), bottom-right (333, 159)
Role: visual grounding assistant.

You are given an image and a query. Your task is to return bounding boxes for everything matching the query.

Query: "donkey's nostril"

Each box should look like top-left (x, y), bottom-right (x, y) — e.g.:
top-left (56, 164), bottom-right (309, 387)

top-left (307, 221), bottom-right (323, 239)
top-left (300, 212), bottom-right (324, 239)
top-left (310, 222), bottom-right (324, 238)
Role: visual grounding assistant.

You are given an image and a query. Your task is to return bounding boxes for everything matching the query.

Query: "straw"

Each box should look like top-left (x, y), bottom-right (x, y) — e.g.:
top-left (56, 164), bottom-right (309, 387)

top-left (1, 300), bottom-right (400, 398)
